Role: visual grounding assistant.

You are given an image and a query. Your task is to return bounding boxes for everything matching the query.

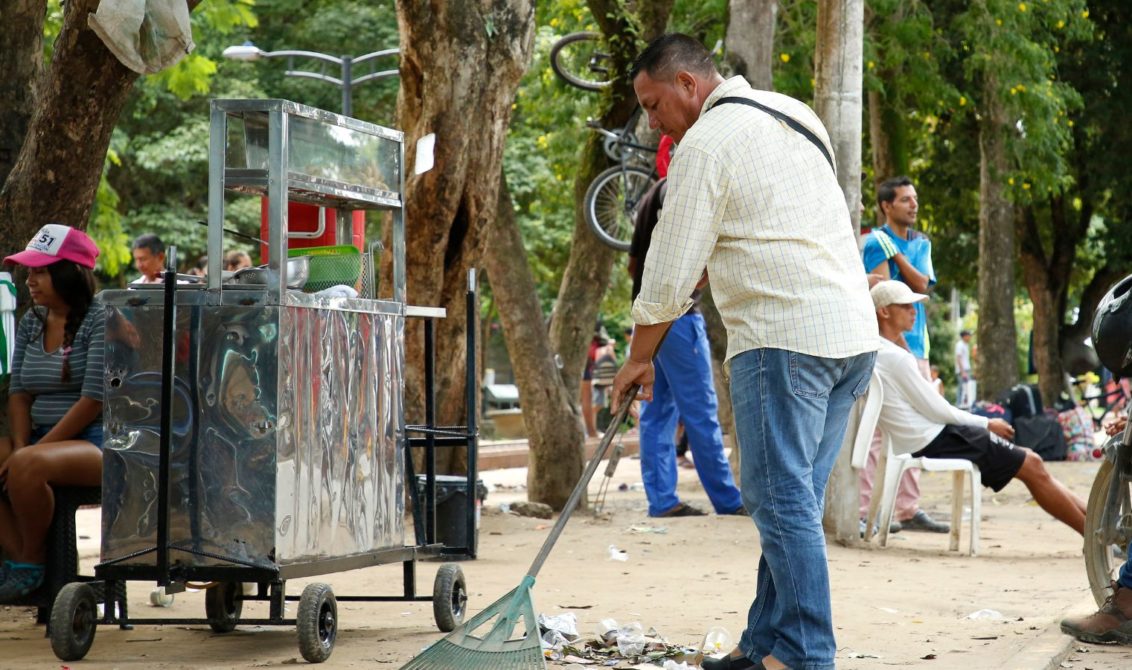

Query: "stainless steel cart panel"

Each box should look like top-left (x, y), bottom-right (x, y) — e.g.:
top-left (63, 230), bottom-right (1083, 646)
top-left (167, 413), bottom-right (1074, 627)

top-left (100, 290), bottom-right (406, 568)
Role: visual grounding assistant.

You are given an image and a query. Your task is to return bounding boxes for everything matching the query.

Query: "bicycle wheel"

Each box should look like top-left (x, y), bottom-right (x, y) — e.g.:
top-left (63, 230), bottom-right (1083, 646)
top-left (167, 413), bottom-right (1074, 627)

top-left (550, 32), bottom-right (612, 91)
top-left (1084, 438), bottom-right (1132, 606)
top-left (584, 165), bottom-right (655, 252)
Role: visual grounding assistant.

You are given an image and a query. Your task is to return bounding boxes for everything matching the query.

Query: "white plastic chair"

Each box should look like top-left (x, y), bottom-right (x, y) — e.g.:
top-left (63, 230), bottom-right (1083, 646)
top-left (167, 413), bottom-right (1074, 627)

top-left (853, 374), bottom-right (983, 556)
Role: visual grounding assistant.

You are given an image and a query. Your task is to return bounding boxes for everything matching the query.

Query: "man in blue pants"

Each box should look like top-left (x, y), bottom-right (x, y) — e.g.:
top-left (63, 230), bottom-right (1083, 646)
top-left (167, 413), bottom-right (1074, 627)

top-left (614, 34), bottom-right (876, 670)
top-left (628, 179), bottom-right (743, 517)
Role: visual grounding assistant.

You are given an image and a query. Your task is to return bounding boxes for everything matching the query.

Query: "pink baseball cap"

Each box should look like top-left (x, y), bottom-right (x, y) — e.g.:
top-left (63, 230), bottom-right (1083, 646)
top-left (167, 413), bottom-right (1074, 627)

top-left (4, 224), bottom-right (99, 269)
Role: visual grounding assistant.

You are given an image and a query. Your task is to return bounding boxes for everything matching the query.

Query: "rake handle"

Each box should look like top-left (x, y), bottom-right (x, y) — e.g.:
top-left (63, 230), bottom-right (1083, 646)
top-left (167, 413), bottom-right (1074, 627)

top-left (525, 321), bottom-right (671, 579)
top-left (525, 384), bottom-right (638, 580)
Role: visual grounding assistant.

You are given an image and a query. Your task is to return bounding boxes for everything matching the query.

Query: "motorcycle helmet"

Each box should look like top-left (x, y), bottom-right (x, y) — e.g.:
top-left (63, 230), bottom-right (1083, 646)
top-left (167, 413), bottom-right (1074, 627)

top-left (1092, 274), bottom-right (1132, 378)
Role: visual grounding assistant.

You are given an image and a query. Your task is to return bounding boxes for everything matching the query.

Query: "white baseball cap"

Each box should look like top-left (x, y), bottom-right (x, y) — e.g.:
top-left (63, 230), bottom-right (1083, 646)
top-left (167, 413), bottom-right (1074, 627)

top-left (870, 280), bottom-right (928, 309)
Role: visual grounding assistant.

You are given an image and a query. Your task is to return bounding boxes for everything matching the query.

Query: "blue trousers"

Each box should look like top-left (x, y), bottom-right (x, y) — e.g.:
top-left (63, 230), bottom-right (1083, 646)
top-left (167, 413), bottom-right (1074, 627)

top-left (639, 313), bottom-right (742, 516)
top-left (730, 348), bottom-right (875, 670)
top-left (1120, 544), bottom-right (1132, 590)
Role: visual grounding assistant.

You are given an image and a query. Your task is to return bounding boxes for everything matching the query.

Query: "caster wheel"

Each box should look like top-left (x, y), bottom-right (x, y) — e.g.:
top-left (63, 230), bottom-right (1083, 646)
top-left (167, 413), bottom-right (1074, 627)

top-left (50, 582), bottom-right (98, 661)
top-left (149, 586), bottom-right (175, 607)
top-left (432, 563), bottom-right (467, 632)
top-left (204, 581), bottom-right (242, 633)
top-left (297, 583), bottom-right (337, 663)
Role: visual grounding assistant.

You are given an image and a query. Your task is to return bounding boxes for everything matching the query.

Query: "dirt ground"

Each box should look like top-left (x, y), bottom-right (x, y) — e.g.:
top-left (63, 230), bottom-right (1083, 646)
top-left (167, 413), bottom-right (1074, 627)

top-left (1, 456), bottom-right (1130, 669)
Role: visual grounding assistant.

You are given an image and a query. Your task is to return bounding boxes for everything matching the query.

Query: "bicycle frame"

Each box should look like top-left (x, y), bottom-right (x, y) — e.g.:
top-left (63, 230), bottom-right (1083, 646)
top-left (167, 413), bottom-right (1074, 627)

top-left (587, 107), bottom-right (657, 165)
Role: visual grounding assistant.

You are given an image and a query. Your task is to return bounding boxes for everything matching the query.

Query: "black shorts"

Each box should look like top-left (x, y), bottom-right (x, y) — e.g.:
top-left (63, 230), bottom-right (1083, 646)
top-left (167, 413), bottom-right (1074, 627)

top-left (913, 424), bottom-right (1026, 492)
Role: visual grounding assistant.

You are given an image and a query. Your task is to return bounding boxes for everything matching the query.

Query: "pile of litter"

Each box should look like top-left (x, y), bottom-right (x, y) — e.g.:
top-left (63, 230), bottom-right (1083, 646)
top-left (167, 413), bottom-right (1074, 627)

top-left (540, 613), bottom-right (724, 669)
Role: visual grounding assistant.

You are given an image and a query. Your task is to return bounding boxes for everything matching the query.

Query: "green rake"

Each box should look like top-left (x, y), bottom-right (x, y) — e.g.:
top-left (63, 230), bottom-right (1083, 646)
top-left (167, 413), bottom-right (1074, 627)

top-left (400, 386), bottom-right (640, 670)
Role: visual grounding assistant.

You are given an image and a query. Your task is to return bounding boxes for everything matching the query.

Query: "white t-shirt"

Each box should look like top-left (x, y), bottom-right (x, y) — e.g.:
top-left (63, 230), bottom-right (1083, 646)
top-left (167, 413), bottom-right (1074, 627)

top-left (954, 338), bottom-right (971, 376)
top-left (875, 337), bottom-right (987, 454)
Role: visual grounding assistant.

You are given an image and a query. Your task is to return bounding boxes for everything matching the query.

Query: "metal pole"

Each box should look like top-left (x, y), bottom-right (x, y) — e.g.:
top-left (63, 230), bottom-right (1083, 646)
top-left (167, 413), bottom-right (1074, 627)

top-left (341, 55), bottom-right (352, 117)
top-left (156, 249), bottom-right (179, 586)
top-left (465, 268), bottom-right (478, 558)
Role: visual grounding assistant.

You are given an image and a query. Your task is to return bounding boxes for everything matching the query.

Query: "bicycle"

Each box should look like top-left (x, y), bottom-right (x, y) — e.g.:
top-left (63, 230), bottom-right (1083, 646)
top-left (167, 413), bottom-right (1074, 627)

top-left (549, 32), bottom-right (612, 91)
top-left (549, 32), bottom-right (654, 251)
top-left (582, 108), bottom-right (659, 252)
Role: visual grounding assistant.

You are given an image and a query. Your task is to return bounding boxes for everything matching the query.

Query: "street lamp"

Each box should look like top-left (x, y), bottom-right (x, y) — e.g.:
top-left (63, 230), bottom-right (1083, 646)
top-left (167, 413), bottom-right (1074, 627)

top-left (222, 41), bottom-right (399, 118)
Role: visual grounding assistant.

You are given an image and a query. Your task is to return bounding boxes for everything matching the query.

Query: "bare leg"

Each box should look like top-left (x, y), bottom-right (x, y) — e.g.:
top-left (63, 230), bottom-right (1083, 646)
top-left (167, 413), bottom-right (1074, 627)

top-left (1013, 450), bottom-right (1087, 535)
top-left (0, 438), bottom-right (23, 557)
top-left (4, 440), bottom-right (101, 563)
top-left (581, 380), bottom-right (597, 437)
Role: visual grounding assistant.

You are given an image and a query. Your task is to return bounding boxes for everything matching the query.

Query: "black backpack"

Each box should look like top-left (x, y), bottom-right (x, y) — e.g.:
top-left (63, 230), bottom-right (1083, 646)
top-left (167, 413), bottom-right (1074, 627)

top-left (1000, 383), bottom-right (1043, 422)
top-left (1013, 413), bottom-right (1068, 461)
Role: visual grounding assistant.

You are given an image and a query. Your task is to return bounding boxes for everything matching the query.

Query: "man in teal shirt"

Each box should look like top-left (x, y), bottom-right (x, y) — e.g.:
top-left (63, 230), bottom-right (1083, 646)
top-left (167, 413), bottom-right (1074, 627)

top-left (863, 176), bottom-right (935, 363)
top-left (859, 176), bottom-right (949, 534)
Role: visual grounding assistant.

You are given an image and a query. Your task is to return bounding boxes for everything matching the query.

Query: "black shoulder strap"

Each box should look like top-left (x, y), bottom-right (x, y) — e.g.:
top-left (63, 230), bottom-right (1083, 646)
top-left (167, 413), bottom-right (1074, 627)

top-left (710, 96), bottom-right (836, 174)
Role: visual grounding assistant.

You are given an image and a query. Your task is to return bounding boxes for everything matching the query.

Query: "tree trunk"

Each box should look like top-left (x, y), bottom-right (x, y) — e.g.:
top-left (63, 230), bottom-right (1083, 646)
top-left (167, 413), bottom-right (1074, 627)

top-left (483, 177), bottom-right (585, 509)
top-left (1019, 226), bottom-right (1065, 406)
top-left (975, 79), bottom-right (1018, 400)
top-left (532, 0), bottom-right (672, 506)
top-left (725, 0), bottom-right (777, 90)
top-left (813, 0), bottom-right (864, 544)
top-left (867, 83), bottom-right (907, 225)
top-left (0, 0), bottom-right (204, 251)
top-left (395, 2), bottom-right (535, 475)
top-left (549, 0), bottom-right (672, 396)
top-left (1018, 198), bottom-right (1086, 406)
top-left (0, 0), bottom-right (43, 189)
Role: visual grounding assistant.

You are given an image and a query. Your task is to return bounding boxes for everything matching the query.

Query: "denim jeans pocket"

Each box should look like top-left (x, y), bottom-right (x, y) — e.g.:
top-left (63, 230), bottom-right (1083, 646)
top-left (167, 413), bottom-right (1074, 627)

top-left (788, 351), bottom-right (838, 399)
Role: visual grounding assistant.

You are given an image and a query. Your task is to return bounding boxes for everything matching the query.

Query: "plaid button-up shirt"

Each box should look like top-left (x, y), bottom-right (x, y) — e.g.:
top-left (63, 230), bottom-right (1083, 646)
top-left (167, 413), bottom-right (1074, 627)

top-left (632, 76), bottom-right (877, 361)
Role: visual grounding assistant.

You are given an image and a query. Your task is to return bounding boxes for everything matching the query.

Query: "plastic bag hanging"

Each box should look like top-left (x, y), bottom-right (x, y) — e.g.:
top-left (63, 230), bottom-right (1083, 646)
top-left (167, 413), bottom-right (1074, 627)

top-left (88, 0), bottom-right (195, 75)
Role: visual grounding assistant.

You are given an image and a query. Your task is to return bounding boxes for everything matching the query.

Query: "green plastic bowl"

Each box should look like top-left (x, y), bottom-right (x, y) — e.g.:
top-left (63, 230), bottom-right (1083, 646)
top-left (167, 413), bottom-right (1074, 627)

top-left (288, 245), bottom-right (361, 292)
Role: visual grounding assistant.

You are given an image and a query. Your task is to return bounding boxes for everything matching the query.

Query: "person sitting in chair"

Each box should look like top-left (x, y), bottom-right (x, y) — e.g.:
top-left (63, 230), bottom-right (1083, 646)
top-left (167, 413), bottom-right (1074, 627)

top-left (0, 224), bottom-right (105, 600)
top-left (870, 280), bottom-right (1086, 534)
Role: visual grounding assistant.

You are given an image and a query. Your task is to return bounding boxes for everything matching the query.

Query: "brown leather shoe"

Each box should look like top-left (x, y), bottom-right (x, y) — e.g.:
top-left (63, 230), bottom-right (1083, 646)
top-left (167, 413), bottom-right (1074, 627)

top-left (1061, 582), bottom-right (1132, 644)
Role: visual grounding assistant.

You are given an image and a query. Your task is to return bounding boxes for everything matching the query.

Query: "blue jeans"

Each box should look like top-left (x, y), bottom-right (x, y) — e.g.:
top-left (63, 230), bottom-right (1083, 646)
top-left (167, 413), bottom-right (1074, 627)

top-left (730, 348), bottom-right (875, 670)
top-left (639, 313), bottom-right (742, 515)
top-left (1120, 544), bottom-right (1132, 590)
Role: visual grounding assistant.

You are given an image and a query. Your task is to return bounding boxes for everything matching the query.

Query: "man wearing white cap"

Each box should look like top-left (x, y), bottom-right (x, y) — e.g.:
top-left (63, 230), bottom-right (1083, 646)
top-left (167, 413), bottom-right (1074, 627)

top-left (871, 280), bottom-right (1086, 533)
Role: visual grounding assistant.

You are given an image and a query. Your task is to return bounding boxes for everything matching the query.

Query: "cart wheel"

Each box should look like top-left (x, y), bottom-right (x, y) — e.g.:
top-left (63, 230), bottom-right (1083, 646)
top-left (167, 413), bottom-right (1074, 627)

top-left (432, 563), bottom-right (467, 632)
top-left (204, 581), bottom-right (243, 633)
top-left (297, 583), bottom-right (337, 663)
top-left (149, 586), bottom-right (175, 607)
top-left (50, 582), bottom-right (98, 661)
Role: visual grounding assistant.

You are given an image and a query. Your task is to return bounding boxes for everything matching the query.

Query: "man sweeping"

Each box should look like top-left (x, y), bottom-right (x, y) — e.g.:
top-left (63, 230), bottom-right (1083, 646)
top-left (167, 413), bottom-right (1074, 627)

top-left (612, 34), bottom-right (876, 670)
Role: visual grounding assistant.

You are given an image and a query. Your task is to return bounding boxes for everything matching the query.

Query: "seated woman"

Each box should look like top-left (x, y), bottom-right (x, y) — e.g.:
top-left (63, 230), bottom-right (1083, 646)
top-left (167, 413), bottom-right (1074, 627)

top-left (0, 224), bottom-right (104, 600)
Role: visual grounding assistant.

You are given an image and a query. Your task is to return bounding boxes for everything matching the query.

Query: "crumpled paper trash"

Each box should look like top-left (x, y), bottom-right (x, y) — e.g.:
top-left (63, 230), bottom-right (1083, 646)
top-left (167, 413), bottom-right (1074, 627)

top-left (965, 609), bottom-right (1004, 620)
top-left (89, 0), bottom-right (195, 74)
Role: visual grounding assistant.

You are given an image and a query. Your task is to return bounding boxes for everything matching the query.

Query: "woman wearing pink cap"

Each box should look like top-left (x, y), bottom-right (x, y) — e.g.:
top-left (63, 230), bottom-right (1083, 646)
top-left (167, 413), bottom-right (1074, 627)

top-left (0, 224), bottom-right (104, 600)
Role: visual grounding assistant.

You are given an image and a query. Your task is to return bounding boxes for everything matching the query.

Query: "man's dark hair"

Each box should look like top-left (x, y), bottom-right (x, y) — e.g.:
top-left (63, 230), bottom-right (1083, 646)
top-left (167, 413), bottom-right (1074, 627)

top-left (630, 33), bottom-right (716, 82)
top-left (876, 176), bottom-right (914, 210)
top-left (132, 233), bottom-right (165, 255)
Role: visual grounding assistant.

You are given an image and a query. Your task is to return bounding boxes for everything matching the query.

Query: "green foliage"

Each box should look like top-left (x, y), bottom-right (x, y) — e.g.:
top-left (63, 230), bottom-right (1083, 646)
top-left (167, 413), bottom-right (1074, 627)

top-left (152, 53), bottom-right (219, 100)
top-left (949, 0), bottom-right (1091, 201)
top-left (671, 0), bottom-right (727, 47)
top-left (45, 0), bottom-right (1123, 361)
top-left (505, 21), bottom-right (600, 314)
top-left (88, 152), bottom-right (132, 277)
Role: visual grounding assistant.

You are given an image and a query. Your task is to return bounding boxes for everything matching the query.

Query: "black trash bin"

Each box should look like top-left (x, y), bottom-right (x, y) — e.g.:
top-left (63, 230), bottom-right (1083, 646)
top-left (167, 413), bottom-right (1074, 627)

top-left (416, 475), bottom-right (488, 556)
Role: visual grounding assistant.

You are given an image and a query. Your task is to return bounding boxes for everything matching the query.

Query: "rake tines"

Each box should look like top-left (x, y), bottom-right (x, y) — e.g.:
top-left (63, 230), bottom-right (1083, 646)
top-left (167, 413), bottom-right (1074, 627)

top-left (400, 577), bottom-right (545, 670)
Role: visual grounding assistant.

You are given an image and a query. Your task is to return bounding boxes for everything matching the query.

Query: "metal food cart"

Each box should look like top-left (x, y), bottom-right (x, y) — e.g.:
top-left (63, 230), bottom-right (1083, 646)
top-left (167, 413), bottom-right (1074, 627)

top-left (48, 100), bottom-right (479, 664)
